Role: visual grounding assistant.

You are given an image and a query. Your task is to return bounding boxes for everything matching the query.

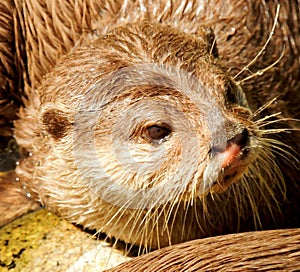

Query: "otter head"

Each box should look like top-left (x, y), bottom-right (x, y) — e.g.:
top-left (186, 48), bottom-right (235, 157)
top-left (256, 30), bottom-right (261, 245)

top-left (20, 22), bottom-right (282, 249)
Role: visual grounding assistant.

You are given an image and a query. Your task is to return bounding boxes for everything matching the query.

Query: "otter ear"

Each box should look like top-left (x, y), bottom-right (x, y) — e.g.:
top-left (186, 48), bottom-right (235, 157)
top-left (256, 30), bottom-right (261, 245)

top-left (196, 26), bottom-right (218, 58)
top-left (40, 103), bottom-right (72, 140)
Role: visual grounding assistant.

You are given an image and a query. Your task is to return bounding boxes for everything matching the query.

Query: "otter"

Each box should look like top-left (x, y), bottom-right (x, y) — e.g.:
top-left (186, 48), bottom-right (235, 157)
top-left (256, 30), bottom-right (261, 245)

top-left (107, 229), bottom-right (300, 271)
top-left (0, 0), bottom-right (299, 251)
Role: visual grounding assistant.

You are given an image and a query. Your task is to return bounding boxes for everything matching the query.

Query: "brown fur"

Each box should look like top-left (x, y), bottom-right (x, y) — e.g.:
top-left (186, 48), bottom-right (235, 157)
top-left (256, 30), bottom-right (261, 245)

top-left (0, 172), bottom-right (39, 227)
top-left (0, 0), bottom-right (299, 251)
top-left (108, 229), bottom-right (300, 271)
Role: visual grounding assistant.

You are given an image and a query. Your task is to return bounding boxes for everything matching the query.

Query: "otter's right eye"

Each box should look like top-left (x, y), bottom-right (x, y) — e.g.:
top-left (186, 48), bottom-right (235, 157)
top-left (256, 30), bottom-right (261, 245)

top-left (145, 125), bottom-right (172, 142)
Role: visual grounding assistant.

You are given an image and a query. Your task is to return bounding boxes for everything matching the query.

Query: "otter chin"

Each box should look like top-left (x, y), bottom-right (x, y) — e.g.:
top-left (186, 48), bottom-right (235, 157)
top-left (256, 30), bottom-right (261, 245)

top-left (5, 0), bottom-right (299, 251)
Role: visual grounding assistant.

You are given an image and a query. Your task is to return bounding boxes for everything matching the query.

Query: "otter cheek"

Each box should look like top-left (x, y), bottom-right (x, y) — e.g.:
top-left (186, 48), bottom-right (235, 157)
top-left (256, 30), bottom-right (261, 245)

top-left (41, 109), bottom-right (71, 140)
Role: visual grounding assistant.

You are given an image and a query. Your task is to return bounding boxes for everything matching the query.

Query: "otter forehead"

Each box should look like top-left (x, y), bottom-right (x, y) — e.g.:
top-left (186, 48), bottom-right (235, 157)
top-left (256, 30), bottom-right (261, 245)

top-left (39, 22), bottom-right (230, 105)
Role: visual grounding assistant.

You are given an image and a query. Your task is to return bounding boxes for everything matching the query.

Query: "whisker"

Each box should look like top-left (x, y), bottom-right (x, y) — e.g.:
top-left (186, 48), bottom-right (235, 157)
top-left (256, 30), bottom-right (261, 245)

top-left (209, 35), bottom-right (217, 56)
top-left (254, 117), bottom-right (300, 128)
top-left (161, 208), bottom-right (171, 247)
top-left (256, 129), bottom-right (295, 135)
top-left (166, 195), bottom-right (182, 244)
top-left (180, 200), bottom-right (190, 241)
top-left (242, 178), bottom-right (262, 229)
top-left (193, 196), bottom-right (206, 234)
top-left (238, 48), bottom-right (285, 84)
top-left (232, 183), bottom-right (242, 231)
top-left (250, 99), bottom-right (280, 121)
top-left (234, 4), bottom-right (281, 80)
top-left (262, 138), bottom-right (299, 167)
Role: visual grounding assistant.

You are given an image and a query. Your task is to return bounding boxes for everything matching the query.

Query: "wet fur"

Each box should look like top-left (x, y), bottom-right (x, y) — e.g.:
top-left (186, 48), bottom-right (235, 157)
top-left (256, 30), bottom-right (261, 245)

top-left (1, 0), bottom-right (300, 251)
top-left (108, 229), bottom-right (300, 271)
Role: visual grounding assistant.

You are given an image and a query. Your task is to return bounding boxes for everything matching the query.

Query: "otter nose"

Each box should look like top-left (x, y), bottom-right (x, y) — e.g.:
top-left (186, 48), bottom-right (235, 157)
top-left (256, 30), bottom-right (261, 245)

top-left (220, 128), bottom-right (249, 168)
top-left (226, 128), bottom-right (248, 148)
top-left (203, 128), bottom-right (250, 193)
top-left (209, 128), bottom-right (249, 167)
top-left (210, 128), bottom-right (249, 154)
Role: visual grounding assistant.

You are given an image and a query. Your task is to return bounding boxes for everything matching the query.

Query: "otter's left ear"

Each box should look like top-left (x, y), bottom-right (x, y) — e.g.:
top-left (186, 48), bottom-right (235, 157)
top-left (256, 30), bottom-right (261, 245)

top-left (40, 104), bottom-right (72, 140)
top-left (196, 26), bottom-right (218, 58)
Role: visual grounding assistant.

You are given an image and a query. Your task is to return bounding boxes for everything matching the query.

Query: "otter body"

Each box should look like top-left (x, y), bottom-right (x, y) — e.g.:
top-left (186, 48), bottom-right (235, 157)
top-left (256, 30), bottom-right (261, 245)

top-left (1, 0), bottom-right (299, 250)
top-left (108, 229), bottom-right (300, 271)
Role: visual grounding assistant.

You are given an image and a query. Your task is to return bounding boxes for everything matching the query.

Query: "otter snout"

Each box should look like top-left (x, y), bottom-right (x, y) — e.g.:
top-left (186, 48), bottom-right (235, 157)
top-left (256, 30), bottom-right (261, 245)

top-left (203, 128), bottom-right (252, 193)
top-left (220, 128), bottom-right (249, 168)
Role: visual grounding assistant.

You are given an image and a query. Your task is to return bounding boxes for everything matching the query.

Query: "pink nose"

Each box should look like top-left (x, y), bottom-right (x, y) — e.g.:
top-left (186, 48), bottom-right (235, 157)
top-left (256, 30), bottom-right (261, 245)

top-left (221, 128), bottom-right (249, 168)
top-left (221, 143), bottom-right (242, 168)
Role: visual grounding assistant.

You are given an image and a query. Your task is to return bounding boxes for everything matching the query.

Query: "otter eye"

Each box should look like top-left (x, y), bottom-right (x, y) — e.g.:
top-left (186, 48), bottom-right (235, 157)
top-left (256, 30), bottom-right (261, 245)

top-left (145, 125), bottom-right (171, 141)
